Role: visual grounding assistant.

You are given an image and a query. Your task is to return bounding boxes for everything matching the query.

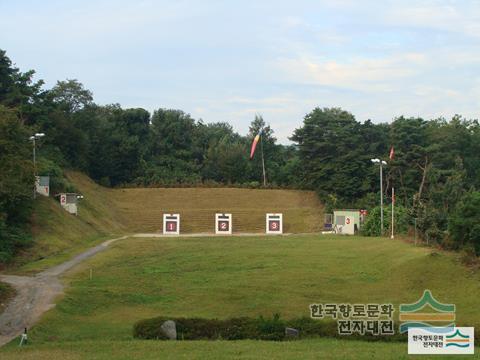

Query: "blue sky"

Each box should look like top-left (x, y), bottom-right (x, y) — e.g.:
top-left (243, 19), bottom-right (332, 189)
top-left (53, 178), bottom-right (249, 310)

top-left (1, 0), bottom-right (479, 142)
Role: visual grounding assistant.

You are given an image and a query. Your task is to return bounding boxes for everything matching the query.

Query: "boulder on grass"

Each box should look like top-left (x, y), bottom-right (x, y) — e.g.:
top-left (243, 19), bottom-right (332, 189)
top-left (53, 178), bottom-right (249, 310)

top-left (160, 320), bottom-right (177, 340)
top-left (285, 327), bottom-right (299, 338)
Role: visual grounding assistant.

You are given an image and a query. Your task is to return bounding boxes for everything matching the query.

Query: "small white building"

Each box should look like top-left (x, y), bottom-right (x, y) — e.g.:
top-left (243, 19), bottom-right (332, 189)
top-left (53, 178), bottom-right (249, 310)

top-left (35, 176), bottom-right (50, 197)
top-left (57, 193), bottom-right (80, 215)
top-left (333, 209), bottom-right (362, 235)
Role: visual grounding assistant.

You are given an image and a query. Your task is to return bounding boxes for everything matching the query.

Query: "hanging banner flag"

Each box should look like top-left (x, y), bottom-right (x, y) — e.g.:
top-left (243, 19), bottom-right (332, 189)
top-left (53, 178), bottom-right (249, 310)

top-left (250, 131), bottom-right (261, 160)
top-left (389, 146), bottom-right (395, 160)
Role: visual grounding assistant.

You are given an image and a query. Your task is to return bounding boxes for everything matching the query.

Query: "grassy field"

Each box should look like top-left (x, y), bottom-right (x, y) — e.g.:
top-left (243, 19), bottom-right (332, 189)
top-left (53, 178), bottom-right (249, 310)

top-left (1, 234), bottom-right (479, 359)
top-left (8, 172), bottom-right (324, 274)
top-left (0, 338), bottom-right (431, 359)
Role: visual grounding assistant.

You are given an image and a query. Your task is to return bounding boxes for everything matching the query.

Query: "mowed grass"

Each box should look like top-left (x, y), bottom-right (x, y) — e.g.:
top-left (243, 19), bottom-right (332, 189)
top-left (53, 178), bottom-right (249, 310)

top-left (2, 235), bottom-right (479, 359)
top-left (0, 339), bottom-right (430, 360)
top-left (9, 172), bottom-right (323, 274)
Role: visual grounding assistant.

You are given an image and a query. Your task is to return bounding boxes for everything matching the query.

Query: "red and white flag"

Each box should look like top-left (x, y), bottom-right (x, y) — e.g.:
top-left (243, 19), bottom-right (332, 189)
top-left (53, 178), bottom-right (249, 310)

top-left (389, 146), bottom-right (395, 160)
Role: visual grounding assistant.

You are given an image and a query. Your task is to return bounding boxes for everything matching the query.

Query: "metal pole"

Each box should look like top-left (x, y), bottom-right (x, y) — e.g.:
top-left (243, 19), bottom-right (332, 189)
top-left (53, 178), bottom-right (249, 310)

top-left (380, 163), bottom-right (384, 236)
top-left (414, 218), bottom-right (417, 246)
top-left (33, 137), bottom-right (36, 199)
top-left (391, 187), bottom-right (394, 239)
top-left (260, 133), bottom-right (266, 187)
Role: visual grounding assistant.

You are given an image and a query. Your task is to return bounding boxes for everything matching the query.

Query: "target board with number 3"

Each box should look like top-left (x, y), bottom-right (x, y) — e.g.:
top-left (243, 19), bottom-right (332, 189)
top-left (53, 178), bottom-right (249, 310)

top-left (266, 213), bottom-right (283, 234)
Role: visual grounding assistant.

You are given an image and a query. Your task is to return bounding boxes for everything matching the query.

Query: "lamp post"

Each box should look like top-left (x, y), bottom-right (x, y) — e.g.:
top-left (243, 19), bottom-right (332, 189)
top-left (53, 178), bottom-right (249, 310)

top-left (371, 158), bottom-right (387, 236)
top-left (29, 133), bottom-right (45, 199)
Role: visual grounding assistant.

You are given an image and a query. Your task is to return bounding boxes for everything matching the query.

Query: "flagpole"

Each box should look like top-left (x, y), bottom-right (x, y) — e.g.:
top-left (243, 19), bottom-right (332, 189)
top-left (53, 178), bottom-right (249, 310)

top-left (260, 132), bottom-right (266, 187)
top-left (391, 187), bottom-right (394, 239)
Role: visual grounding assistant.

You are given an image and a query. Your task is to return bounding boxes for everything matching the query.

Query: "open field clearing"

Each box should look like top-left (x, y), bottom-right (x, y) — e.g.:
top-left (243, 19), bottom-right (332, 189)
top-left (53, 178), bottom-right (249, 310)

top-left (10, 172), bottom-right (324, 274)
top-left (1, 234), bottom-right (479, 358)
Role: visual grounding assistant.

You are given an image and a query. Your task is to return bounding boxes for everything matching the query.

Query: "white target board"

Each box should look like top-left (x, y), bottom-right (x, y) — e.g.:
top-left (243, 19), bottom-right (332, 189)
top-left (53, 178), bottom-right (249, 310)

top-left (266, 213), bottom-right (283, 234)
top-left (163, 214), bottom-right (180, 235)
top-left (215, 213), bottom-right (232, 235)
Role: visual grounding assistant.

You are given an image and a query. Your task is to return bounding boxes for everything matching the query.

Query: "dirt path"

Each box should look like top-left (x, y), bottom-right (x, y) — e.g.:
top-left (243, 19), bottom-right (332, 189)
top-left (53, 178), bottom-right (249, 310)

top-left (0, 235), bottom-right (127, 347)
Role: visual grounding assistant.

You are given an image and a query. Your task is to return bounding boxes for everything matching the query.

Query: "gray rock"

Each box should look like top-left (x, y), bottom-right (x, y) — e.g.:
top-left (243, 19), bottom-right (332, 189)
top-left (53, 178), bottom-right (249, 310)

top-left (285, 327), bottom-right (299, 338)
top-left (160, 320), bottom-right (177, 340)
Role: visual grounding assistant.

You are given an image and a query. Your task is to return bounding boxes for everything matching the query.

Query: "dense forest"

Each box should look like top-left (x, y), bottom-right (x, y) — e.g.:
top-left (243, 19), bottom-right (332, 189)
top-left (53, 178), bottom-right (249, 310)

top-left (1, 49), bottom-right (479, 262)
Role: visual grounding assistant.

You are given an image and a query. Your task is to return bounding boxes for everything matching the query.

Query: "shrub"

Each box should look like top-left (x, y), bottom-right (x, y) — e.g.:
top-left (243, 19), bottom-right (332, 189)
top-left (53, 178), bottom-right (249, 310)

top-left (255, 313), bottom-right (284, 340)
top-left (362, 205), bottom-right (409, 236)
top-left (133, 315), bottom-right (406, 342)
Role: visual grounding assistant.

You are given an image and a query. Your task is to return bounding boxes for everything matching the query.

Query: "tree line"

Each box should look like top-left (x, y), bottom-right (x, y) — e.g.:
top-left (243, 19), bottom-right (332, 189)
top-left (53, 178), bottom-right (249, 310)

top-left (0, 49), bottom-right (479, 262)
top-left (292, 108), bottom-right (480, 255)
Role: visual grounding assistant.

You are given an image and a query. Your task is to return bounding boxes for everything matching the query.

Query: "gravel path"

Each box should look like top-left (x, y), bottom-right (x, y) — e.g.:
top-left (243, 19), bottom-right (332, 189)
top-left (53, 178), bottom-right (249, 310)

top-left (0, 235), bottom-right (127, 347)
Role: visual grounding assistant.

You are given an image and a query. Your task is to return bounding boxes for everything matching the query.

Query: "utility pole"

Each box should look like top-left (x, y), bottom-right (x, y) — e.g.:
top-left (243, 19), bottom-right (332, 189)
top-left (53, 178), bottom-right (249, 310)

top-left (29, 133), bottom-right (45, 199)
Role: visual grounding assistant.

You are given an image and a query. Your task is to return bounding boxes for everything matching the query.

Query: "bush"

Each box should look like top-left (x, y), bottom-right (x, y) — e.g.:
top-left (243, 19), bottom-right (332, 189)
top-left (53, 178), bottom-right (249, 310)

top-left (255, 313), bottom-right (284, 340)
top-left (37, 157), bottom-right (75, 194)
top-left (134, 316), bottom-right (269, 341)
top-left (362, 205), bottom-right (410, 236)
top-left (0, 219), bottom-right (32, 264)
top-left (133, 315), bottom-right (406, 342)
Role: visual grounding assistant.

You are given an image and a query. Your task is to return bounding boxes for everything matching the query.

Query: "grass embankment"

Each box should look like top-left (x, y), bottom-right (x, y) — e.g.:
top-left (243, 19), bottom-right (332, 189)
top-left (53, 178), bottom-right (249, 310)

top-left (1, 235), bottom-right (478, 358)
top-left (10, 172), bottom-right (128, 274)
top-left (114, 186), bottom-right (324, 233)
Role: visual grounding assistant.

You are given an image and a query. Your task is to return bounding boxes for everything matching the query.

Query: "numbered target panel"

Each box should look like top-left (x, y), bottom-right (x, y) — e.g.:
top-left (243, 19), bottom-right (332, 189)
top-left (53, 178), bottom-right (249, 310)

top-left (266, 213), bottom-right (283, 234)
top-left (215, 213), bottom-right (232, 235)
top-left (163, 213), bottom-right (180, 235)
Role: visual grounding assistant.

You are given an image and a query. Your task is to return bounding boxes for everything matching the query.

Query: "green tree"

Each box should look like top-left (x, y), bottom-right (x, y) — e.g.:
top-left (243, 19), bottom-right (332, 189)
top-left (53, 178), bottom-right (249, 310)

top-left (50, 79), bottom-right (93, 113)
top-left (0, 106), bottom-right (34, 262)
top-left (291, 107), bottom-right (380, 201)
top-left (448, 191), bottom-right (480, 255)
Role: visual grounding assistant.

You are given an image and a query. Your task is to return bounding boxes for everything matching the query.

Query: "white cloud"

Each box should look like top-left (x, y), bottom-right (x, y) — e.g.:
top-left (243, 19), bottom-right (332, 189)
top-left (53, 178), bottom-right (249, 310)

top-left (384, 1), bottom-right (480, 38)
top-left (275, 52), bottom-right (428, 92)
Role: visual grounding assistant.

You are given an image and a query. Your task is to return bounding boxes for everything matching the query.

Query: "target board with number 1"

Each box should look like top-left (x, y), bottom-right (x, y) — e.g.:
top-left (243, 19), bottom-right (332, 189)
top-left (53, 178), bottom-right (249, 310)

top-left (163, 214), bottom-right (180, 235)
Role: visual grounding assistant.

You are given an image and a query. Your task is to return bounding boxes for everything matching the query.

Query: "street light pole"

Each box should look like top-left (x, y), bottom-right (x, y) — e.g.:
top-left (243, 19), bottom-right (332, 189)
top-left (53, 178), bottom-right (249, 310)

top-left (380, 161), bottom-right (383, 235)
top-left (29, 133), bottom-right (45, 199)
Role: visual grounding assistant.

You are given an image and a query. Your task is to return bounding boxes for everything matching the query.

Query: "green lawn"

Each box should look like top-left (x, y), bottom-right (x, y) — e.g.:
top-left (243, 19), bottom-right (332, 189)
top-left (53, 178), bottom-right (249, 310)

top-left (0, 338), bottom-right (452, 360)
top-left (2, 235), bottom-right (479, 358)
